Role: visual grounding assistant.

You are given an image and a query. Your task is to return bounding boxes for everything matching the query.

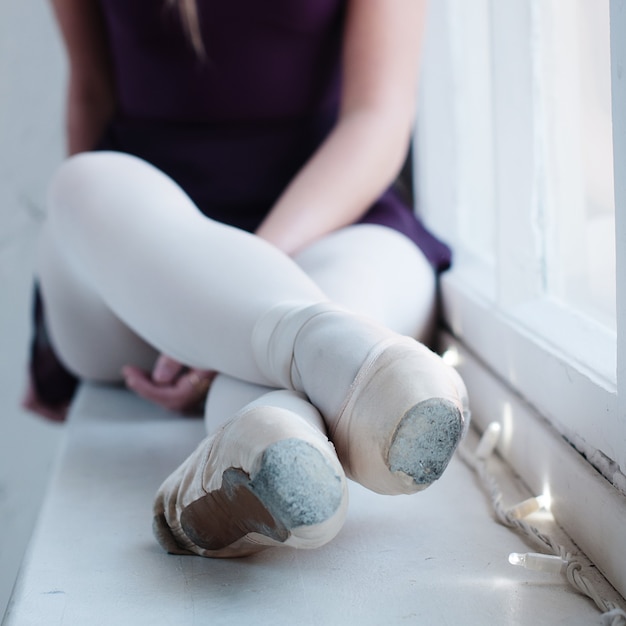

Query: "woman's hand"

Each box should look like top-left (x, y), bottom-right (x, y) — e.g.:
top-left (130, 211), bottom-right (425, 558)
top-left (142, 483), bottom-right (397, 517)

top-left (122, 355), bottom-right (215, 415)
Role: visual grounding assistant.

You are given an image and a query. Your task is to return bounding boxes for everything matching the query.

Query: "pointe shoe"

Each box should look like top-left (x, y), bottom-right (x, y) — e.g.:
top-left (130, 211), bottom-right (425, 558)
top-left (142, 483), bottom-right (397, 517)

top-left (153, 400), bottom-right (348, 558)
top-left (252, 303), bottom-right (469, 496)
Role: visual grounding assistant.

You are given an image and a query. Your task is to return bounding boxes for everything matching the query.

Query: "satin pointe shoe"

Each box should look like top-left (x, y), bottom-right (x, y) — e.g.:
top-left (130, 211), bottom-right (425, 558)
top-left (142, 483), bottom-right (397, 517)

top-left (252, 302), bottom-right (470, 496)
top-left (153, 395), bottom-right (348, 558)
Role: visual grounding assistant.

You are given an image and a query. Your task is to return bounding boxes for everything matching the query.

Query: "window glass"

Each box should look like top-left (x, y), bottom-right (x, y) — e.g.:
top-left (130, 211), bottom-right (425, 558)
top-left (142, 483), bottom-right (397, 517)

top-left (539, 0), bottom-right (615, 329)
top-left (448, 0), bottom-right (496, 266)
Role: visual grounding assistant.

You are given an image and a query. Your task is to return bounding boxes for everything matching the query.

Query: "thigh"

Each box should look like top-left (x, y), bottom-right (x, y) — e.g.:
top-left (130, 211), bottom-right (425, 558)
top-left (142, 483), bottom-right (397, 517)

top-left (293, 224), bottom-right (437, 342)
top-left (37, 223), bottom-right (158, 382)
top-left (46, 151), bottom-right (326, 385)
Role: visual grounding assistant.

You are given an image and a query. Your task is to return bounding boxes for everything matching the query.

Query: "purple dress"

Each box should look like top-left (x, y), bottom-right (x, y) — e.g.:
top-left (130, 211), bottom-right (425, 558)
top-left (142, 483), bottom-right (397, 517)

top-left (30, 0), bottom-right (452, 408)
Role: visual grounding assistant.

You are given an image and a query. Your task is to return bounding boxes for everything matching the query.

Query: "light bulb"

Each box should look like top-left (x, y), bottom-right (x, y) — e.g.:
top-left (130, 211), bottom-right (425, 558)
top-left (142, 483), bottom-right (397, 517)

top-left (541, 485), bottom-right (552, 511)
top-left (508, 552), bottom-right (566, 574)
top-left (507, 494), bottom-right (551, 519)
top-left (475, 422), bottom-right (501, 459)
top-left (442, 346), bottom-right (460, 367)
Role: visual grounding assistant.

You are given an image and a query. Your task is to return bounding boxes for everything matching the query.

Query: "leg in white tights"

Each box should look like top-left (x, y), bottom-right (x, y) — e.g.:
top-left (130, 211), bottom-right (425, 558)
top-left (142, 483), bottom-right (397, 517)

top-left (40, 151), bottom-right (351, 557)
top-left (40, 151), bottom-right (467, 498)
top-left (40, 150), bottom-right (468, 557)
top-left (37, 227), bottom-right (159, 381)
top-left (295, 224), bottom-right (436, 341)
top-left (205, 223), bottom-right (437, 435)
top-left (160, 224), bottom-right (451, 556)
top-left (42, 151), bottom-right (327, 386)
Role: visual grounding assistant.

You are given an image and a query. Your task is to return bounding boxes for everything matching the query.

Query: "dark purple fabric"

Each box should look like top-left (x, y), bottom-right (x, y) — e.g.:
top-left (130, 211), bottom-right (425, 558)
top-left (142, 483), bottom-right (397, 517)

top-left (96, 0), bottom-right (452, 269)
top-left (98, 0), bottom-right (344, 123)
top-left (29, 285), bottom-right (79, 408)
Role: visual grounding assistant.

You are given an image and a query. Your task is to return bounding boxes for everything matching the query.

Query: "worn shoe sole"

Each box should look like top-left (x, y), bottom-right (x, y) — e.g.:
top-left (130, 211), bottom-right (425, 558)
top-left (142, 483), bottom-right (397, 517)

top-left (331, 337), bottom-right (467, 495)
top-left (154, 431), bottom-right (348, 558)
top-left (388, 398), bottom-right (463, 486)
top-left (182, 438), bottom-right (344, 550)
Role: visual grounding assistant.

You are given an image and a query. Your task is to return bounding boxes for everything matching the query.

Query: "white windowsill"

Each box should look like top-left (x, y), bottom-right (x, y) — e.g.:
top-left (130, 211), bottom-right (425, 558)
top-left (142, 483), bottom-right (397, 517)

top-left (439, 267), bottom-right (626, 601)
top-left (439, 260), bottom-right (623, 474)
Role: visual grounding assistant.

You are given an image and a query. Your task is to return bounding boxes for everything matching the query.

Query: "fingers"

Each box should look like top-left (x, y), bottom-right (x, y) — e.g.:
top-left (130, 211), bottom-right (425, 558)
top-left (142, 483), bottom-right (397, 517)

top-left (152, 354), bottom-right (184, 384)
top-left (122, 365), bottom-right (215, 414)
top-left (186, 370), bottom-right (216, 397)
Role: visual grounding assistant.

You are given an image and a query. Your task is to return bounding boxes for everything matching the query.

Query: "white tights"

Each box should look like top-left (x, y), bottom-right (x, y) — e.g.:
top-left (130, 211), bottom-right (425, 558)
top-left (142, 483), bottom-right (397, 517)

top-left (37, 151), bottom-right (436, 430)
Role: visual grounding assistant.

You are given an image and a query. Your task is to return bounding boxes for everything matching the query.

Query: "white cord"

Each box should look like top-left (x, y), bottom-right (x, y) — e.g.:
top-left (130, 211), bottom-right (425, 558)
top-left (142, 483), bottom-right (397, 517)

top-left (457, 427), bottom-right (626, 625)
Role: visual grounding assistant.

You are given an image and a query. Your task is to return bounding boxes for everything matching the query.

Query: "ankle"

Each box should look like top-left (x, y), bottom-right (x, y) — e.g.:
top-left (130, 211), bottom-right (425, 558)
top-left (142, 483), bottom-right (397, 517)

top-left (251, 300), bottom-right (341, 390)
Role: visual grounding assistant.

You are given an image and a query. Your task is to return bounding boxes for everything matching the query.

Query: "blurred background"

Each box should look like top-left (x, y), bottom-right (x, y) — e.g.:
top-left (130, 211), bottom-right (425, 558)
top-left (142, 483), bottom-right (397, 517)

top-left (0, 2), bottom-right (66, 619)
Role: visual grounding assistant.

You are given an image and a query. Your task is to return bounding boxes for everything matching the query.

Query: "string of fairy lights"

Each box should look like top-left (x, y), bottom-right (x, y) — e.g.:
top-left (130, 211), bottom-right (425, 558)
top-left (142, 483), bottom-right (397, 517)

top-left (457, 421), bottom-right (626, 625)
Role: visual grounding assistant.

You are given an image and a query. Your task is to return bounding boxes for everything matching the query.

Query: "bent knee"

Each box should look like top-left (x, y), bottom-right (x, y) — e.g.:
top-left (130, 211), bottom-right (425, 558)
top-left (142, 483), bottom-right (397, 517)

top-left (46, 151), bottom-right (161, 243)
top-left (48, 151), bottom-right (143, 214)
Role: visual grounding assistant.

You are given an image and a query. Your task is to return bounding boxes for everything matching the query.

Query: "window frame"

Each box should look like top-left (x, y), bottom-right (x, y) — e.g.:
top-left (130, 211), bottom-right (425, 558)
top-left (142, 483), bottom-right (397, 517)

top-left (414, 0), bottom-right (626, 598)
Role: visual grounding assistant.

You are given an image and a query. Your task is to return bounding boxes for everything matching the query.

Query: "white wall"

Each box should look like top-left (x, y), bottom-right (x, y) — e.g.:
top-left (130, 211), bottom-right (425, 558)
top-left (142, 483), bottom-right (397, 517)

top-left (0, 2), bottom-right (66, 619)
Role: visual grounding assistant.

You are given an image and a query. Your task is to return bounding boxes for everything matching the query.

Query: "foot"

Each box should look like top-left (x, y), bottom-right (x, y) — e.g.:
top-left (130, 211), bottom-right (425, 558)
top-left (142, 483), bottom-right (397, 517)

top-left (252, 303), bottom-right (469, 495)
top-left (328, 334), bottom-right (468, 494)
top-left (153, 403), bottom-right (348, 558)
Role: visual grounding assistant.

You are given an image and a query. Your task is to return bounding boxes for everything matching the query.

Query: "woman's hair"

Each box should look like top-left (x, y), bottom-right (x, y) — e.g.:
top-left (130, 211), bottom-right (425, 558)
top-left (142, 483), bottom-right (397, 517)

top-left (167, 0), bottom-right (204, 56)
